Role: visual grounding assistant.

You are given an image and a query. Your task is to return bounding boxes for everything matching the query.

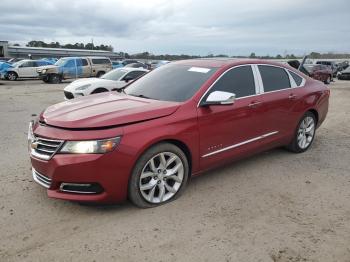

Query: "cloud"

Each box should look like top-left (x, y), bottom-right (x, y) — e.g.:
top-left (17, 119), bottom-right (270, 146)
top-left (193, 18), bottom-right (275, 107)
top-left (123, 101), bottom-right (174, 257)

top-left (0, 0), bottom-right (349, 55)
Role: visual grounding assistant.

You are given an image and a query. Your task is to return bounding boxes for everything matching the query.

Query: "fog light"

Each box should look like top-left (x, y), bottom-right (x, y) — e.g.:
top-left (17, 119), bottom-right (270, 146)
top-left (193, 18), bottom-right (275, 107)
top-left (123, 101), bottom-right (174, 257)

top-left (59, 183), bottom-right (103, 194)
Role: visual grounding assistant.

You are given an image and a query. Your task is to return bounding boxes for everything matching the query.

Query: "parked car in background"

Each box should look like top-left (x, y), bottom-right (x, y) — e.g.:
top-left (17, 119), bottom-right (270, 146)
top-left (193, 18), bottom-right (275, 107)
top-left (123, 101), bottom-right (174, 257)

top-left (28, 59), bottom-right (329, 207)
top-left (304, 64), bottom-right (332, 84)
top-left (337, 66), bottom-right (350, 80)
top-left (0, 61), bottom-right (12, 76)
top-left (37, 57), bottom-right (112, 84)
top-left (112, 61), bottom-right (124, 69)
top-left (0, 59), bottom-right (53, 81)
top-left (121, 59), bottom-right (139, 66)
top-left (63, 67), bottom-right (148, 99)
top-left (316, 61), bottom-right (338, 77)
top-left (150, 60), bottom-right (170, 69)
top-left (124, 62), bottom-right (149, 69)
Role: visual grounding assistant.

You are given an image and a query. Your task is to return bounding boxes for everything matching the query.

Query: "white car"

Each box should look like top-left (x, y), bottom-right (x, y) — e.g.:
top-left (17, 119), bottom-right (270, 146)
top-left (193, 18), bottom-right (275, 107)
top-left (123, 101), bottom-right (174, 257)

top-left (63, 67), bottom-right (149, 99)
top-left (2, 59), bottom-right (53, 80)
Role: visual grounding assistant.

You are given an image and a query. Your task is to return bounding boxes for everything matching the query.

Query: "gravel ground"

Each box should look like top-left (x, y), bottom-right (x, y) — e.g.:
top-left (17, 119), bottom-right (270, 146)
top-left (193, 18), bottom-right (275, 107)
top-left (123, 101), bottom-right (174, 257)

top-left (0, 79), bottom-right (349, 262)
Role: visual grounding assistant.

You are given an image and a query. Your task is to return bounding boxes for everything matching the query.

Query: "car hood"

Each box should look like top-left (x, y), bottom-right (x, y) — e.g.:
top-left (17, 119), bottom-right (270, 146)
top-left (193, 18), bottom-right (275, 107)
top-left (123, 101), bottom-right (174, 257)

top-left (64, 78), bottom-right (120, 92)
top-left (41, 92), bottom-right (180, 129)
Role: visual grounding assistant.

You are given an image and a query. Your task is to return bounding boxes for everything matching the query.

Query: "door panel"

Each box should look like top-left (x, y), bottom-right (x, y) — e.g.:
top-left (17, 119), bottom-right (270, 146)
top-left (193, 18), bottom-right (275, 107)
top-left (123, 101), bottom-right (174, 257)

top-left (196, 65), bottom-right (265, 170)
top-left (197, 96), bottom-right (265, 170)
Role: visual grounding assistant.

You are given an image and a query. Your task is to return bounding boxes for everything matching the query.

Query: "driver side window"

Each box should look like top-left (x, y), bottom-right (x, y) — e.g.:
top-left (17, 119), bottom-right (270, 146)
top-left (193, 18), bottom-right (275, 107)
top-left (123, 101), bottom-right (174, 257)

top-left (206, 65), bottom-right (256, 99)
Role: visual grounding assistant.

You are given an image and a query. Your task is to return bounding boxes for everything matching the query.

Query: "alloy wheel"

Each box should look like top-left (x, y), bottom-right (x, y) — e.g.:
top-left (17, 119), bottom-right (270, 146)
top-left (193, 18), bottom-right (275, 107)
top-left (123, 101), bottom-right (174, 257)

top-left (139, 152), bottom-right (184, 204)
top-left (297, 116), bottom-right (315, 149)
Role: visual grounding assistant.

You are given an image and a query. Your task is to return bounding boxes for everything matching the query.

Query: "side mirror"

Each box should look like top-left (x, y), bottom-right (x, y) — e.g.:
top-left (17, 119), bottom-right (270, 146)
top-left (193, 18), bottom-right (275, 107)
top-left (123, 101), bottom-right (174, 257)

top-left (201, 91), bottom-right (236, 106)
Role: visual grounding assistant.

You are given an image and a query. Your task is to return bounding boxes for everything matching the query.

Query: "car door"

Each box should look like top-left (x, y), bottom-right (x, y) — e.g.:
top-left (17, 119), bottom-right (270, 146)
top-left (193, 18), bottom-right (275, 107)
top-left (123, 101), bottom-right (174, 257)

top-left (62, 59), bottom-right (77, 78)
top-left (197, 65), bottom-right (265, 170)
top-left (18, 61), bottom-right (37, 77)
top-left (80, 58), bottom-right (91, 77)
top-left (256, 65), bottom-right (302, 141)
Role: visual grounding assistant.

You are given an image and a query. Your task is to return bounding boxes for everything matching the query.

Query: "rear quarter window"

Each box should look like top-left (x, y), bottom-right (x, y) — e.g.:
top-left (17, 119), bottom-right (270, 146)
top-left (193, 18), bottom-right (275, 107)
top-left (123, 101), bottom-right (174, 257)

top-left (289, 71), bottom-right (303, 86)
top-left (258, 65), bottom-right (291, 92)
top-left (91, 58), bottom-right (111, 65)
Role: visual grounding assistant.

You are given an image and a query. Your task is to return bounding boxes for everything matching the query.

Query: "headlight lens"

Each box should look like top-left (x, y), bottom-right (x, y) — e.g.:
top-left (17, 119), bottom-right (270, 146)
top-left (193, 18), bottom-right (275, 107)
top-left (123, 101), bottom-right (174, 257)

top-left (60, 137), bottom-right (121, 154)
top-left (42, 69), bottom-right (47, 74)
top-left (76, 84), bottom-right (91, 90)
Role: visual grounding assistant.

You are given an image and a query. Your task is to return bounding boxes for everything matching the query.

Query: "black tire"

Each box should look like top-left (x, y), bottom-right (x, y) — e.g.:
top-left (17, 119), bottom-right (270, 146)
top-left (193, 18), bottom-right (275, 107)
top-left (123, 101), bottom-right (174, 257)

top-left (128, 143), bottom-right (189, 208)
top-left (91, 88), bottom-right (108, 94)
top-left (286, 111), bottom-right (317, 153)
top-left (42, 76), bottom-right (50, 83)
top-left (324, 75), bottom-right (331, 85)
top-left (49, 74), bottom-right (61, 84)
top-left (6, 71), bottom-right (18, 81)
top-left (96, 71), bottom-right (105, 78)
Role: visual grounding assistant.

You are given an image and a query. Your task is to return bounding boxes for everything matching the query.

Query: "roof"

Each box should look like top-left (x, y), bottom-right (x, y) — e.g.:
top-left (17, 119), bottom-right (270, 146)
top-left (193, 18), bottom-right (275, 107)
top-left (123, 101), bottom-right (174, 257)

top-left (174, 58), bottom-right (287, 68)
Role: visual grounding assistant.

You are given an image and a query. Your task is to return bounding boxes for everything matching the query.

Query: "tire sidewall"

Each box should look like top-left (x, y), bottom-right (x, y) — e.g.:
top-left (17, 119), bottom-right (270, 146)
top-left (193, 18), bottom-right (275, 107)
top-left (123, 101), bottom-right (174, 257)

top-left (7, 72), bottom-right (17, 81)
top-left (291, 112), bottom-right (316, 153)
top-left (128, 143), bottom-right (189, 208)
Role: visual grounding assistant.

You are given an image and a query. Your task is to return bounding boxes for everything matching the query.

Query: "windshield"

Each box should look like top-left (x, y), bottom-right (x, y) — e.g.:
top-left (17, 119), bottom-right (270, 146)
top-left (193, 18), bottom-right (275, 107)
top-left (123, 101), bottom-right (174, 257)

top-left (125, 64), bottom-right (217, 102)
top-left (12, 61), bottom-right (23, 68)
top-left (101, 69), bottom-right (127, 81)
top-left (55, 58), bottom-right (68, 67)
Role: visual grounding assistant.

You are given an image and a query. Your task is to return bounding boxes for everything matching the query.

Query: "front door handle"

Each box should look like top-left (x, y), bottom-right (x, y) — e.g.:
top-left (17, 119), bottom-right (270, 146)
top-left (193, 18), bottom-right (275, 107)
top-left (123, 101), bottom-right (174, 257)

top-left (288, 94), bottom-right (297, 100)
top-left (248, 101), bottom-right (262, 108)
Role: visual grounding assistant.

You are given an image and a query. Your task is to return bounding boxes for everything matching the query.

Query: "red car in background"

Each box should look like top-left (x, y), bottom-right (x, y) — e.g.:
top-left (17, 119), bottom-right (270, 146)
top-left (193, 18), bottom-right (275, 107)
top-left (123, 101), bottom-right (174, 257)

top-left (28, 59), bottom-right (329, 208)
top-left (304, 64), bottom-right (333, 84)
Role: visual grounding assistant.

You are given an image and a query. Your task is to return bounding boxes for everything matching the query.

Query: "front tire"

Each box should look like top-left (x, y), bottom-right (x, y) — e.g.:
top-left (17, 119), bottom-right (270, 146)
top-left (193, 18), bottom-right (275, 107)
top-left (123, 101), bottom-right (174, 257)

top-left (49, 74), bottom-right (61, 84)
top-left (7, 72), bottom-right (18, 81)
top-left (287, 112), bottom-right (316, 153)
top-left (128, 143), bottom-right (189, 208)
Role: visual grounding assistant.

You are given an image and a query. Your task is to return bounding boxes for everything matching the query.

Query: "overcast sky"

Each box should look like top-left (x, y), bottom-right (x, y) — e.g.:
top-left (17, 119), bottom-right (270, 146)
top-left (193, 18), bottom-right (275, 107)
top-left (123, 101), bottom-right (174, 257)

top-left (0, 0), bottom-right (349, 56)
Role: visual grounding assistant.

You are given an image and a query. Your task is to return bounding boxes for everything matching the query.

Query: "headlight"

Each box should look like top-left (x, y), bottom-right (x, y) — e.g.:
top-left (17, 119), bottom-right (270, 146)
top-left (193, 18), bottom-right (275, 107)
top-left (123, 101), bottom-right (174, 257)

top-left (42, 69), bottom-right (47, 74)
top-left (59, 137), bottom-right (121, 154)
top-left (76, 84), bottom-right (91, 90)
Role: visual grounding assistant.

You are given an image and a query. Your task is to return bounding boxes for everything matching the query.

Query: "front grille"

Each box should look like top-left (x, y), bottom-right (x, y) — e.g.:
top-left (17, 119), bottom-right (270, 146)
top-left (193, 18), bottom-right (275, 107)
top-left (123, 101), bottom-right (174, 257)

top-left (64, 91), bottom-right (74, 99)
top-left (30, 136), bottom-right (64, 160)
top-left (32, 168), bottom-right (52, 188)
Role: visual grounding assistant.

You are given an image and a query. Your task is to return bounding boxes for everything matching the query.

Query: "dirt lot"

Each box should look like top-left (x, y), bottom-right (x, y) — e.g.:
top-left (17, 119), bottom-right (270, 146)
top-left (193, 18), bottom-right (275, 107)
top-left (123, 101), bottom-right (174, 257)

top-left (0, 79), bottom-right (349, 262)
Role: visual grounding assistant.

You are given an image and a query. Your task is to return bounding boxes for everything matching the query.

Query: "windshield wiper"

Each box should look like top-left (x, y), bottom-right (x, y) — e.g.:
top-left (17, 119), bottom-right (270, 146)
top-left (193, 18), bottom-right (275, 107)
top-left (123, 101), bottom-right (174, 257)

top-left (130, 94), bottom-right (157, 100)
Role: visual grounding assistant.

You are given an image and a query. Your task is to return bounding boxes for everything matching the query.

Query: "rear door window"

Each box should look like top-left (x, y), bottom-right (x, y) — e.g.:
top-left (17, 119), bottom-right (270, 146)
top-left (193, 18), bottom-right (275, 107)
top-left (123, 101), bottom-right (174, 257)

top-left (206, 65), bottom-right (256, 99)
top-left (258, 65), bottom-right (291, 92)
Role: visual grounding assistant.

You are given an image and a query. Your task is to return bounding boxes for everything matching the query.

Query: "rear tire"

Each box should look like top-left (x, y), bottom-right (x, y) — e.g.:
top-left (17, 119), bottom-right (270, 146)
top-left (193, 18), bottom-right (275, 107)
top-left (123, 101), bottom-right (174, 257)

top-left (96, 71), bottom-right (105, 78)
top-left (7, 72), bottom-right (18, 81)
top-left (128, 143), bottom-right (189, 208)
top-left (286, 112), bottom-right (316, 153)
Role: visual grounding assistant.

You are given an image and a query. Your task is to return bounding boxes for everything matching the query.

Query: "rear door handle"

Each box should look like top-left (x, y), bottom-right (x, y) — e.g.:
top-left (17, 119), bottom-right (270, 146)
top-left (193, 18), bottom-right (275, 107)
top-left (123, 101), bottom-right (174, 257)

top-left (288, 94), bottom-right (297, 100)
top-left (248, 101), bottom-right (262, 108)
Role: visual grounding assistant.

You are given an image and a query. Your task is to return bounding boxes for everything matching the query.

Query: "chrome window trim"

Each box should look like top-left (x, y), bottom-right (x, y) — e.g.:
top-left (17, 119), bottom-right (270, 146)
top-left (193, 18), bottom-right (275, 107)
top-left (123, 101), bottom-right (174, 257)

top-left (197, 64), bottom-right (260, 107)
top-left (197, 63), bottom-right (307, 107)
top-left (255, 64), bottom-right (306, 95)
top-left (202, 131), bottom-right (279, 158)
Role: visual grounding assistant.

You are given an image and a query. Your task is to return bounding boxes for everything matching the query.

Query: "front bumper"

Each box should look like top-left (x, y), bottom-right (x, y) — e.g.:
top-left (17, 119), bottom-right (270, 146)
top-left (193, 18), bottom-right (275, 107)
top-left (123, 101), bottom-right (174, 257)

top-left (30, 148), bottom-right (133, 203)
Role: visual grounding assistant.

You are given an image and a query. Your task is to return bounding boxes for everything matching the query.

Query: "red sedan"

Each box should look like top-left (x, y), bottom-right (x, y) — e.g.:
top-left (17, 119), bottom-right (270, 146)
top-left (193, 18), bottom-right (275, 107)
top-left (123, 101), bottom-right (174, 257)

top-left (28, 59), bottom-right (329, 207)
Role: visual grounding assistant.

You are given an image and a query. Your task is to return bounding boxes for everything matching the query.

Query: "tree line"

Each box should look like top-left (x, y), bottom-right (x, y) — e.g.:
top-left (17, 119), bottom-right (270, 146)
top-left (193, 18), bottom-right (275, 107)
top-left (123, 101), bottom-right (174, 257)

top-left (25, 41), bottom-right (114, 52)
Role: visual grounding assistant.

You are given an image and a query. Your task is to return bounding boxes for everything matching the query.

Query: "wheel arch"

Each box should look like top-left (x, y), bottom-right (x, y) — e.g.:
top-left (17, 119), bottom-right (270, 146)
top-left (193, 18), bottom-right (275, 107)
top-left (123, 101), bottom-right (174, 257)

top-left (307, 108), bottom-right (319, 125)
top-left (133, 138), bottom-right (193, 177)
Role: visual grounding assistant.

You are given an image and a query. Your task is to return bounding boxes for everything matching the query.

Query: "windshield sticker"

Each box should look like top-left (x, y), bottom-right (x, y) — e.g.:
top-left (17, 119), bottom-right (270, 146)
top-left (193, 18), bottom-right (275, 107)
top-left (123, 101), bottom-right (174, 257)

top-left (188, 67), bottom-right (211, 73)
